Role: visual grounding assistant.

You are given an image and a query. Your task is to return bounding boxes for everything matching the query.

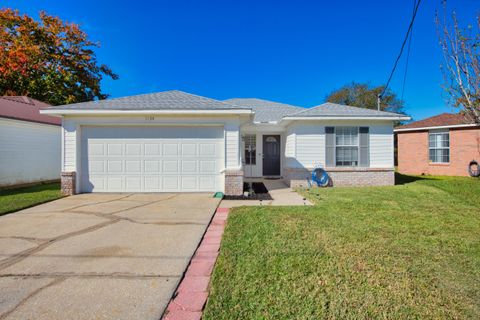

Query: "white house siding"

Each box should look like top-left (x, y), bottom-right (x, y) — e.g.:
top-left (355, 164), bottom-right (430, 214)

top-left (285, 120), bottom-right (394, 169)
top-left (0, 118), bottom-right (60, 187)
top-left (284, 126), bottom-right (296, 167)
top-left (225, 121), bottom-right (241, 169)
top-left (61, 115), bottom-right (242, 192)
top-left (369, 123), bottom-right (394, 168)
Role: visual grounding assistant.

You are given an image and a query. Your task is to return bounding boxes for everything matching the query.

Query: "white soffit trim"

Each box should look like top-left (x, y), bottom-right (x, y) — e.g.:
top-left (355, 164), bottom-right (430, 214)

top-left (40, 109), bottom-right (253, 116)
top-left (282, 116), bottom-right (411, 121)
top-left (394, 123), bottom-right (478, 132)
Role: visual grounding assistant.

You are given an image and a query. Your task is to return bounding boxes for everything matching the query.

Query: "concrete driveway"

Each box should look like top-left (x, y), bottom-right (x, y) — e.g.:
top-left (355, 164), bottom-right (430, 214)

top-left (0, 193), bottom-right (220, 320)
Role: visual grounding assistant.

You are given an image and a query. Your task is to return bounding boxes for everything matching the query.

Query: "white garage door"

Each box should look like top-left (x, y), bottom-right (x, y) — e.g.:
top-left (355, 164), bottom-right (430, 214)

top-left (80, 126), bottom-right (224, 193)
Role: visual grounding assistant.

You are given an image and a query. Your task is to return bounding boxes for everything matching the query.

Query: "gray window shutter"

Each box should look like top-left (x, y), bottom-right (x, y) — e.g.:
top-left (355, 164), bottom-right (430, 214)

top-left (359, 127), bottom-right (370, 167)
top-left (325, 127), bottom-right (335, 167)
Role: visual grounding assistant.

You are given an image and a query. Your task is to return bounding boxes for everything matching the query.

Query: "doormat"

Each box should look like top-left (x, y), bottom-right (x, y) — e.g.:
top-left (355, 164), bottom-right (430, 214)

top-left (224, 182), bottom-right (273, 200)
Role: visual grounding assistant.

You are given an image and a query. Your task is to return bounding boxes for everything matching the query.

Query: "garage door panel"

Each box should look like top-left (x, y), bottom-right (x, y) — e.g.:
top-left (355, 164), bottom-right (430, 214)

top-left (89, 160), bottom-right (105, 173)
top-left (199, 160), bottom-right (216, 174)
top-left (126, 144), bottom-right (142, 156)
top-left (163, 176), bottom-right (179, 190)
top-left (181, 144), bottom-right (197, 156)
top-left (199, 176), bottom-right (216, 190)
top-left (125, 160), bottom-right (142, 173)
top-left (163, 160), bottom-right (178, 173)
top-left (181, 176), bottom-right (197, 190)
top-left (107, 177), bottom-right (123, 191)
top-left (81, 126), bottom-right (224, 192)
top-left (181, 160), bottom-right (197, 173)
top-left (107, 144), bottom-right (122, 156)
top-left (125, 176), bottom-right (142, 191)
top-left (199, 143), bottom-right (216, 156)
top-left (163, 144), bottom-right (178, 156)
top-left (144, 176), bottom-right (161, 190)
top-left (144, 160), bottom-right (161, 173)
top-left (145, 144), bottom-right (161, 156)
top-left (107, 160), bottom-right (123, 173)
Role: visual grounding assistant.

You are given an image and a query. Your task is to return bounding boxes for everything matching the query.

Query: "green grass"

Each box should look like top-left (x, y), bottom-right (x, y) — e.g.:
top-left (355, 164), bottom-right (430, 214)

top-left (203, 174), bottom-right (480, 319)
top-left (0, 183), bottom-right (62, 216)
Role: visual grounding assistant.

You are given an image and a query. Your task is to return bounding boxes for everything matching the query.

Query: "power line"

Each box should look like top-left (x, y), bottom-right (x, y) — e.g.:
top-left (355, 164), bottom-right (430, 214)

top-left (401, 0), bottom-right (417, 102)
top-left (380, 0), bottom-right (422, 101)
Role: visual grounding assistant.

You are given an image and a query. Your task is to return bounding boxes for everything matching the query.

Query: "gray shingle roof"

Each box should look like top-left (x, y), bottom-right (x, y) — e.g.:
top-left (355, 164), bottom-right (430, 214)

top-left (48, 90), bottom-right (250, 111)
top-left (224, 98), bottom-right (305, 122)
top-left (286, 102), bottom-right (405, 118)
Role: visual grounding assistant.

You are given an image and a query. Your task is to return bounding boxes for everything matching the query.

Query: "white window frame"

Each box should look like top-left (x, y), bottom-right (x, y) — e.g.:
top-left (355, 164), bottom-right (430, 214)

top-left (428, 130), bottom-right (450, 164)
top-left (243, 134), bottom-right (256, 165)
top-left (335, 126), bottom-right (359, 167)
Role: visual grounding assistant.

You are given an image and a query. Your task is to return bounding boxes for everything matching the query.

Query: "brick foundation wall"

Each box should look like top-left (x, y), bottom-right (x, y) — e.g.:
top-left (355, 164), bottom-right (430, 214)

top-left (61, 171), bottom-right (76, 196)
top-left (284, 167), bottom-right (395, 188)
top-left (224, 170), bottom-right (244, 196)
top-left (397, 127), bottom-right (480, 176)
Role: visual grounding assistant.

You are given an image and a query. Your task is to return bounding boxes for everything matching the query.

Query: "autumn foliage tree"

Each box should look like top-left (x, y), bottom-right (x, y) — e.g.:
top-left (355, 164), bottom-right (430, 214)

top-left (0, 9), bottom-right (118, 105)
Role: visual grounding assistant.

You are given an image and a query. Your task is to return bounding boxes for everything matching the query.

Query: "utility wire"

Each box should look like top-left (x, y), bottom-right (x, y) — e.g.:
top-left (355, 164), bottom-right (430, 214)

top-left (401, 0), bottom-right (417, 102)
top-left (380, 0), bottom-right (422, 99)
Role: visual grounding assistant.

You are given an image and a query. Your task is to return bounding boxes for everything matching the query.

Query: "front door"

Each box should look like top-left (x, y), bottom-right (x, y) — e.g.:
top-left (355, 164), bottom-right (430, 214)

top-left (262, 135), bottom-right (280, 176)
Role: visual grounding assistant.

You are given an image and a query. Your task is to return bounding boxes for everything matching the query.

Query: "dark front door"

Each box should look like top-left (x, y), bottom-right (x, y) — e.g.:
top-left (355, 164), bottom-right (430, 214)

top-left (263, 135), bottom-right (281, 176)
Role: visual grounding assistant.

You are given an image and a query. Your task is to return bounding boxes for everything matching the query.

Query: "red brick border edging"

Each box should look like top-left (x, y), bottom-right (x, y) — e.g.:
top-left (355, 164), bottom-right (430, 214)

top-left (163, 207), bottom-right (230, 320)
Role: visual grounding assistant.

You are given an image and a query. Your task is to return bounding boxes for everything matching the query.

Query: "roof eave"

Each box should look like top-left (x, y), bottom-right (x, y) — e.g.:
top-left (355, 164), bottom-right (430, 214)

top-left (40, 109), bottom-right (253, 116)
top-left (394, 123), bottom-right (478, 132)
top-left (281, 116), bottom-right (411, 121)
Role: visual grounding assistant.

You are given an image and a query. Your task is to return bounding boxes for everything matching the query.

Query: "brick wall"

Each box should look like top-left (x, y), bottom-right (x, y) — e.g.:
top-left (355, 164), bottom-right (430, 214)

top-left (224, 170), bottom-right (244, 196)
top-left (61, 171), bottom-right (76, 196)
top-left (397, 127), bottom-right (480, 176)
top-left (284, 167), bottom-right (394, 188)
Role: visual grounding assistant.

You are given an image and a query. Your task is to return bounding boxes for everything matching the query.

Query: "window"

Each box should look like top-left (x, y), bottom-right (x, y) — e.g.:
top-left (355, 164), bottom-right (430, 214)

top-left (243, 134), bottom-right (256, 165)
top-left (429, 131), bottom-right (449, 163)
top-left (335, 127), bottom-right (359, 166)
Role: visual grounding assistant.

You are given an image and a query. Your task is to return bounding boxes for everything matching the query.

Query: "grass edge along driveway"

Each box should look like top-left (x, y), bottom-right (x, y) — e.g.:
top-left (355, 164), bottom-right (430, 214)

top-left (203, 175), bottom-right (480, 319)
top-left (0, 182), bottom-right (62, 216)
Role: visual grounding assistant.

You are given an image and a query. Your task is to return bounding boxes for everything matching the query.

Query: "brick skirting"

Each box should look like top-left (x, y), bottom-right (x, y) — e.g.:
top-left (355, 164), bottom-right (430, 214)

top-left (61, 171), bottom-right (76, 196)
top-left (284, 167), bottom-right (395, 188)
top-left (224, 169), bottom-right (243, 196)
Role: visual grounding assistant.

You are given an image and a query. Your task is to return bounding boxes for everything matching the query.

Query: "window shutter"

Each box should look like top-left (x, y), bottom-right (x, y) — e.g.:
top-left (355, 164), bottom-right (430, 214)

top-left (359, 127), bottom-right (370, 167)
top-left (325, 127), bottom-right (335, 167)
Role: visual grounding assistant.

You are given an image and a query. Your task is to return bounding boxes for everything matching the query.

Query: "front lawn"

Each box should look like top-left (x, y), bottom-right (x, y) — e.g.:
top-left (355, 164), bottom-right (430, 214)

top-left (203, 175), bottom-right (480, 319)
top-left (0, 182), bottom-right (62, 216)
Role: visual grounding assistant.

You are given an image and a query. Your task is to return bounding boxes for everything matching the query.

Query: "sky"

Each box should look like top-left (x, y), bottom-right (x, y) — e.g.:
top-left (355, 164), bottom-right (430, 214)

top-left (3, 0), bottom-right (479, 120)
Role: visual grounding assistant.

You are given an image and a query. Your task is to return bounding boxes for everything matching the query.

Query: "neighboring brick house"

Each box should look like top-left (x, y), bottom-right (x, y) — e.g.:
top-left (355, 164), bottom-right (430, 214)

top-left (395, 113), bottom-right (480, 177)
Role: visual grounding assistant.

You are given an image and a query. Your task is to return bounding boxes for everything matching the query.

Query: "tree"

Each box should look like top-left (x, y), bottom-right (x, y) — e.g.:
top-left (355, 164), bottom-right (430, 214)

top-left (436, 7), bottom-right (480, 123)
top-left (0, 9), bottom-right (118, 105)
top-left (325, 82), bottom-right (406, 114)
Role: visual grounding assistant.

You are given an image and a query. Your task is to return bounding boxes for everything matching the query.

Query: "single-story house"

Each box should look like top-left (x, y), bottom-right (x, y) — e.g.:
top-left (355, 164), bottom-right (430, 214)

top-left (395, 112), bottom-right (480, 177)
top-left (0, 96), bottom-right (61, 188)
top-left (41, 90), bottom-right (408, 195)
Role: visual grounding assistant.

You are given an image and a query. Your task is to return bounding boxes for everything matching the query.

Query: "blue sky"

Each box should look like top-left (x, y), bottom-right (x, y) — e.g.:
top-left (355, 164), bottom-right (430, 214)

top-left (3, 0), bottom-right (479, 120)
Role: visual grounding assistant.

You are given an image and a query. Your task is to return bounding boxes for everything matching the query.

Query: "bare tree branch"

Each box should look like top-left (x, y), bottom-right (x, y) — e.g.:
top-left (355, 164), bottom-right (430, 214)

top-left (436, 5), bottom-right (480, 123)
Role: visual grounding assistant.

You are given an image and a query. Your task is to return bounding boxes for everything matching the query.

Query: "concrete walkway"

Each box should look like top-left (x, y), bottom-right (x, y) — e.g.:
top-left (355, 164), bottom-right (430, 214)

top-left (220, 179), bottom-right (312, 208)
top-left (0, 193), bottom-right (220, 320)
